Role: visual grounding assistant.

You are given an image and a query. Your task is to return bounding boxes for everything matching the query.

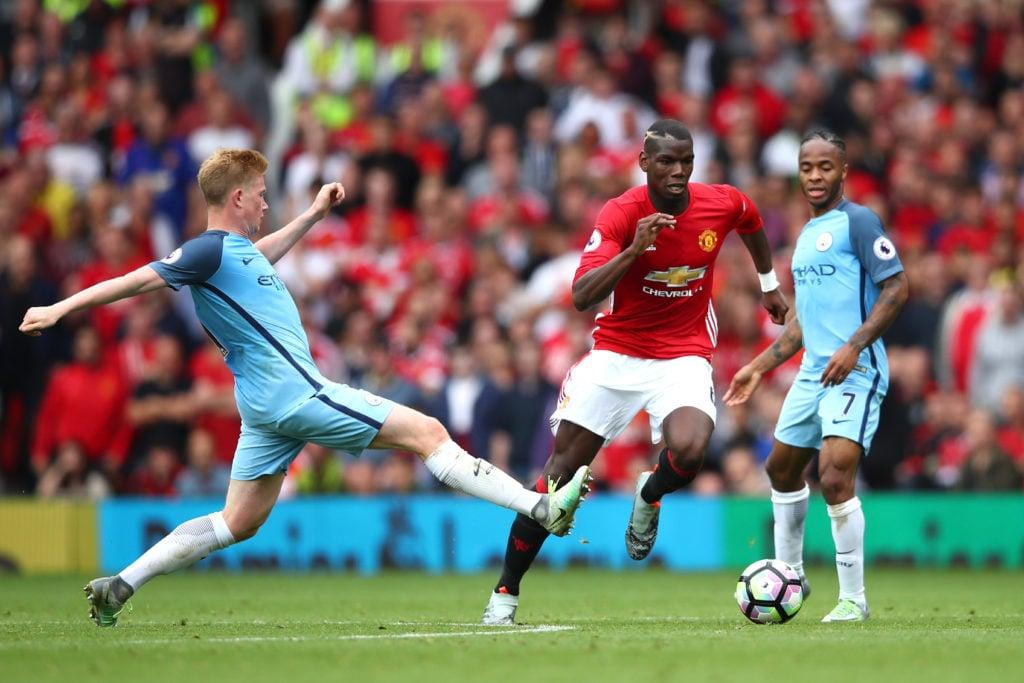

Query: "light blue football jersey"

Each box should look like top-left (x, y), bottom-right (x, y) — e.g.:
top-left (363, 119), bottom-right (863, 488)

top-left (790, 199), bottom-right (904, 387)
top-left (149, 230), bottom-right (327, 425)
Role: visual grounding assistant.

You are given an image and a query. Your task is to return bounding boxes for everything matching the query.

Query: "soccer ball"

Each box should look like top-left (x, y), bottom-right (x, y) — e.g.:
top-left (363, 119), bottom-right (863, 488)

top-left (735, 559), bottom-right (804, 624)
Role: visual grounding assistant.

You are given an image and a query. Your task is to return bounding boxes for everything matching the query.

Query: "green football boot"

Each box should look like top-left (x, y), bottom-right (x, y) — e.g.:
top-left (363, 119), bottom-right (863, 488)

top-left (821, 599), bottom-right (869, 623)
top-left (84, 576), bottom-right (133, 627)
top-left (540, 465), bottom-right (592, 537)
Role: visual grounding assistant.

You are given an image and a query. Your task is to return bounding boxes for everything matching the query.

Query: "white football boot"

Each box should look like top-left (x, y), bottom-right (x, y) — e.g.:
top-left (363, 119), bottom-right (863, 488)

top-left (481, 588), bottom-right (519, 626)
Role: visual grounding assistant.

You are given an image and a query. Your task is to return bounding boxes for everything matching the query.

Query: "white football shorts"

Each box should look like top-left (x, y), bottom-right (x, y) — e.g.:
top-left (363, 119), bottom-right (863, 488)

top-left (550, 349), bottom-right (716, 444)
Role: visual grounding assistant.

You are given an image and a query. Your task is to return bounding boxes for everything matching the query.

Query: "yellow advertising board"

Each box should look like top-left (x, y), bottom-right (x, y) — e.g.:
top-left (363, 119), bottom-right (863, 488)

top-left (0, 499), bottom-right (97, 574)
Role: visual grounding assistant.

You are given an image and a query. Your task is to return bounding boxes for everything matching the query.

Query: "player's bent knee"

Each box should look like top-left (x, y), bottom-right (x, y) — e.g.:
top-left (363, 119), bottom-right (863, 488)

top-left (818, 470), bottom-right (854, 504)
top-left (764, 457), bottom-right (787, 485)
top-left (408, 414), bottom-right (448, 456)
top-left (221, 510), bottom-right (267, 541)
top-left (423, 416), bottom-right (449, 448)
top-left (765, 454), bottom-right (803, 489)
top-left (376, 406), bottom-right (450, 456)
top-left (226, 517), bottom-right (262, 541)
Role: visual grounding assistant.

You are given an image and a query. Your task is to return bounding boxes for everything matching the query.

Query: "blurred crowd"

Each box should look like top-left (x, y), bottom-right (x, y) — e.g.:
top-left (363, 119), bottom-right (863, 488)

top-left (1, 0), bottom-right (1023, 501)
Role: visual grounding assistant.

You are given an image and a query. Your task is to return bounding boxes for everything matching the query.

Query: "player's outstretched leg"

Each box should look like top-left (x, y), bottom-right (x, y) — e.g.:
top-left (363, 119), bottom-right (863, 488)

top-left (627, 408), bottom-right (711, 560)
top-left (818, 437), bottom-right (868, 622)
top-left (483, 423), bottom-right (604, 625)
top-left (765, 441), bottom-right (816, 597)
top-left (370, 405), bottom-right (591, 534)
top-left (84, 475), bottom-right (283, 626)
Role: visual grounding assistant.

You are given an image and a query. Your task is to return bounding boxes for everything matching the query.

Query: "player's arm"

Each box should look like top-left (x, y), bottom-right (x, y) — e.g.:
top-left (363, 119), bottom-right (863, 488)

top-left (572, 212), bottom-right (676, 310)
top-left (738, 229), bottom-right (788, 325)
top-left (820, 271), bottom-right (909, 387)
top-left (732, 186), bottom-right (789, 325)
top-left (255, 182), bottom-right (345, 264)
top-left (19, 266), bottom-right (166, 336)
top-left (723, 314), bottom-right (804, 406)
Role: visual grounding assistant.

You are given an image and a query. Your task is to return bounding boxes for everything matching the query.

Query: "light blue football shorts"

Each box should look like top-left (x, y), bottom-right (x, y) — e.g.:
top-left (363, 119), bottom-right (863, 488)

top-left (231, 382), bottom-right (396, 480)
top-left (773, 370), bottom-right (885, 453)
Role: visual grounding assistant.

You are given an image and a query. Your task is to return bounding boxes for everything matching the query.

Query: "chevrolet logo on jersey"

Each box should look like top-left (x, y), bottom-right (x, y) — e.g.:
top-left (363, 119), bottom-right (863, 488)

top-left (644, 265), bottom-right (708, 287)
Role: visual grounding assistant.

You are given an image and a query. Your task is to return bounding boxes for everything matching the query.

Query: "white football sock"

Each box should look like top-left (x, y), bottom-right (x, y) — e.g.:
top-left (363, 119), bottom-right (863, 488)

top-left (424, 440), bottom-right (543, 518)
top-left (771, 485), bottom-right (809, 576)
top-left (827, 496), bottom-right (866, 606)
top-left (118, 512), bottom-right (236, 591)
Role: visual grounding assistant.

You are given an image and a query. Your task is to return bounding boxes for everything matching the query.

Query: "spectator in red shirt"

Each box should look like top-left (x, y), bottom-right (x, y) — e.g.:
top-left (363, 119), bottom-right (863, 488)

top-left (393, 97), bottom-right (448, 175)
top-left (125, 444), bottom-right (180, 497)
top-left (32, 325), bottom-right (130, 478)
top-left (344, 166), bottom-right (416, 245)
top-left (4, 168), bottom-right (52, 247)
top-left (468, 153), bottom-right (549, 233)
top-left (74, 226), bottom-right (149, 344)
top-left (126, 334), bottom-right (195, 464)
top-left (710, 54), bottom-right (786, 139)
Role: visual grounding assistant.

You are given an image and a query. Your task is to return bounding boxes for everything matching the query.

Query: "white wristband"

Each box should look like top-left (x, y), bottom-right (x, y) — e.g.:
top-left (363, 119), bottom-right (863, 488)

top-left (757, 269), bottom-right (780, 293)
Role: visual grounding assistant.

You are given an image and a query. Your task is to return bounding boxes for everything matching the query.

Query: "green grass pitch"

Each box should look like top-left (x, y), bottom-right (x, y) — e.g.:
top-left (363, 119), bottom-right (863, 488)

top-left (1, 569), bottom-right (1019, 683)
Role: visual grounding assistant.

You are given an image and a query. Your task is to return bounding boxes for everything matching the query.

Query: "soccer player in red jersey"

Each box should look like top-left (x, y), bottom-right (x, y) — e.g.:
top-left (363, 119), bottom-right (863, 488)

top-left (482, 119), bottom-right (789, 625)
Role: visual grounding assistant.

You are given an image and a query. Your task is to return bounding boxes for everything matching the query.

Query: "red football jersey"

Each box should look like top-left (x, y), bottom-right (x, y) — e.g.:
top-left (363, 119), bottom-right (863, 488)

top-left (574, 183), bottom-right (763, 360)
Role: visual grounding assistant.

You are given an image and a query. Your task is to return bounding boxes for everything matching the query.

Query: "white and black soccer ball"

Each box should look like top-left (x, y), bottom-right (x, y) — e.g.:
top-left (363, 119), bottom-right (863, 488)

top-left (735, 559), bottom-right (804, 624)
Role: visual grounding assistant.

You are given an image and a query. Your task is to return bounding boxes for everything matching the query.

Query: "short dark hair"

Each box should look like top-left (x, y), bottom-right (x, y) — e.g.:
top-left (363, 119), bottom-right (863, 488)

top-left (800, 129), bottom-right (847, 162)
top-left (643, 119), bottom-right (692, 153)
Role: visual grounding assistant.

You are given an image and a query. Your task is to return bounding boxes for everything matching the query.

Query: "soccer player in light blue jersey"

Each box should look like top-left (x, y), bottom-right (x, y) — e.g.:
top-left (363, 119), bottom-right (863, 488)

top-left (724, 131), bottom-right (909, 623)
top-left (20, 149), bottom-right (591, 627)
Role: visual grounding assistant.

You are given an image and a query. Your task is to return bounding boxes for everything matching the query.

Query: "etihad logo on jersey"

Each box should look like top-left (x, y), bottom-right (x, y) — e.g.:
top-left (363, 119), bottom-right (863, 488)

top-left (792, 263), bottom-right (837, 278)
top-left (643, 265), bottom-right (707, 298)
top-left (792, 263), bottom-right (836, 287)
top-left (257, 273), bottom-right (286, 291)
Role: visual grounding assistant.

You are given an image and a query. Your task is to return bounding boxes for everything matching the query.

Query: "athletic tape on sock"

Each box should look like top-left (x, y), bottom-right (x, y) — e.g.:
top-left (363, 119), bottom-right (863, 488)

top-left (771, 485), bottom-right (810, 504)
top-left (826, 496), bottom-right (862, 518)
top-left (209, 511), bottom-right (236, 547)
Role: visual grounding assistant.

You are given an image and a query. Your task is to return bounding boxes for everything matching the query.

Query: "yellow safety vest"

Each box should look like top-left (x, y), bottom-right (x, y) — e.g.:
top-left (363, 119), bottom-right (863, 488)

top-left (303, 32), bottom-right (376, 130)
top-left (44, 0), bottom-right (125, 23)
top-left (389, 39), bottom-right (444, 74)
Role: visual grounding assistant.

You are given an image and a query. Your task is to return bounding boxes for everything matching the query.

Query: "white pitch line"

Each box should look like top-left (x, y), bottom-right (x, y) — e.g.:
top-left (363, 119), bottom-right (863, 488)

top-left (0, 624), bottom-right (575, 648)
top-left (1, 619), bottom-right (540, 627)
top-left (131, 625), bottom-right (575, 645)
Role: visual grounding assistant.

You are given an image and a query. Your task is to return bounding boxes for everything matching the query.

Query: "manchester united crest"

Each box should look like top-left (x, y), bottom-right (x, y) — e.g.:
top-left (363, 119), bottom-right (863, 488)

top-left (697, 229), bottom-right (718, 252)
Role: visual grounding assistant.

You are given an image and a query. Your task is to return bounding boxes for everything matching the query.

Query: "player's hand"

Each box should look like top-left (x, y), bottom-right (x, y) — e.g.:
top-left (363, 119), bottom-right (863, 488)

top-left (19, 305), bottom-right (62, 336)
top-left (724, 364), bottom-right (763, 406)
top-left (629, 213), bottom-right (676, 255)
top-left (820, 343), bottom-right (859, 387)
top-left (310, 182), bottom-right (346, 220)
top-left (761, 289), bottom-right (789, 325)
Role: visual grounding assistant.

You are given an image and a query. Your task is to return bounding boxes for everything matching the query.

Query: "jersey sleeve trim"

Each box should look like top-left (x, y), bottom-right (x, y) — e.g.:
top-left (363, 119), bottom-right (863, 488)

top-left (844, 203), bottom-right (904, 284)
top-left (149, 231), bottom-right (226, 290)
